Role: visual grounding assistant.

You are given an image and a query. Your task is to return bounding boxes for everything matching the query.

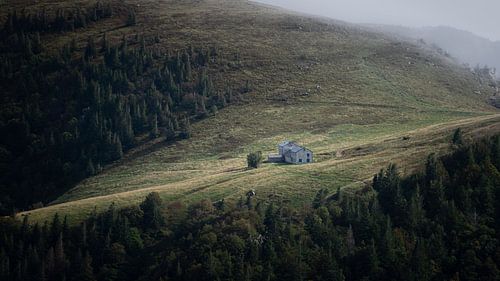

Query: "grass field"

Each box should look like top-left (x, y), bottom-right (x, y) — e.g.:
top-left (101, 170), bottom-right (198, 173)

top-left (20, 110), bottom-right (500, 224)
top-left (8, 0), bottom-right (499, 224)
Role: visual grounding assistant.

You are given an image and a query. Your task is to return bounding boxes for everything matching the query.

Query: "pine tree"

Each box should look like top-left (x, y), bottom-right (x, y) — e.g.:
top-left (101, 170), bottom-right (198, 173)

top-left (23, 35), bottom-right (34, 58)
top-left (408, 185), bottom-right (425, 230)
top-left (423, 179), bottom-right (444, 218)
top-left (140, 192), bottom-right (165, 231)
top-left (149, 114), bottom-right (160, 139)
top-left (126, 9), bottom-right (136, 26)
top-left (50, 214), bottom-right (62, 243)
top-left (425, 154), bottom-right (441, 184)
top-left (84, 36), bottom-right (96, 60)
top-left (452, 128), bottom-right (464, 146)
top-left (312, 188), bottom-right (329, 209)
top-left (165, 119), bottom-right (176, 141)
top-left (179, 117), bottom-right (191, 139)
top-left (263, 204), bottom-right (278, 235)
top-left (45, 248), bottom-right (55, 279)
top-left (54, 233), bottom-right (67, 278)
top-left (346, 224), bottom-right (355, 255)
top-left (111, 134), bottom-right (123, 160)
top-left (198, 97), bottom-right (208, 117)
top-left (86, 159), bottom-right (96, 176)
top-left (183, 51), bottom-right (192, 81)
top-left (32, 32), bottom-right (42, 54)
top-left (366, 239), bottom-right (381, 277)
top-left (73, 252), bottom-right (96, 281)
top-left (380, 217), bottom-right (395, 266)
top-left (411, 239), bottom-right (431, 281)
top-left (100, 32), bottom-right (109, 53)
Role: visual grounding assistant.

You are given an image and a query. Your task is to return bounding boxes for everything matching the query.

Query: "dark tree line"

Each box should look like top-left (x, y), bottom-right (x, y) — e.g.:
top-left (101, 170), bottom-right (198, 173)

top-left (0, 6), bottom-right (241, 214)
top-left (2, 2), bottom-right (114, 35)
top-left (0, 134), bottom-right (499, 281)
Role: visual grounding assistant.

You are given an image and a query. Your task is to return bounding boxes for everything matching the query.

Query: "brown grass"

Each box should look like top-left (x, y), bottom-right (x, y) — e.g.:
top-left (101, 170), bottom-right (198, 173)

top-left (5, 0), bottom-right (499, 224)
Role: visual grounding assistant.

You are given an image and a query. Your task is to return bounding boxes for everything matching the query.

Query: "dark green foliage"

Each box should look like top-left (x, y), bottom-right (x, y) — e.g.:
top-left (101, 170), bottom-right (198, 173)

top-left (1, 2), bottom-right (113, 35)
top-left (139, 192), bottom-right (164, 231)
top-left (84, 36), bottom-right (97, 60)
top-left (164, 119), bottom-right (176, 141)
top-left (0, 135), bottom-right (499, 280)
top-left (452, 127), bottom-right (464, 146)
top-left (149, 114), bottom-right (160, 139)
top-left (247, 151), bottom-right (263, 168)
top-left (373, 163), bottom-right (408, 225)
top-left (126, 9), bottom-right (136, 26)
top-left (179, 117), bottom-right (191, 139)
top-left (312, 188), bottom-right (329, 208)
top-left (0, 9), bottom-right (235, 214)
top-left (74, 252), bottom-right (96, 281)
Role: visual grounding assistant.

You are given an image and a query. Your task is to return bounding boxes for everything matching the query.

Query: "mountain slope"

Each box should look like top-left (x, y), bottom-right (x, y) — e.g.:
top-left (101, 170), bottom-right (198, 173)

top-left (365, 24), bottom-right (500, 76)
top-left (7, 0), bottom-right (500, 223)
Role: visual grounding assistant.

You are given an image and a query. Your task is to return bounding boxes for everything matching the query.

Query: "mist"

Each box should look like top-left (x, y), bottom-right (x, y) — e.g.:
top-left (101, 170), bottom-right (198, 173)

top-left (255, 0), bottom-right (500, 41)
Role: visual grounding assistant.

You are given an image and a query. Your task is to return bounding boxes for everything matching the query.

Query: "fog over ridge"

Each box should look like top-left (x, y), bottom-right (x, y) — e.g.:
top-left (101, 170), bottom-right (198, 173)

top-left (255, 0), bottom-right (500, 41)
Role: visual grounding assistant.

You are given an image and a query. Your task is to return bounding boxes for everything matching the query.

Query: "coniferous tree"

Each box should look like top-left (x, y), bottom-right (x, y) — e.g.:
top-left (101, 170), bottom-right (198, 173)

top-left (408, 185), bottom-right (425, 229)
top-left (149, 114), bottom-right (160, 139)
top-left (346, 224), bottom-right (355, 255)
top-left (74, 252), bottom-right (96, 281)
top-left (32, 32), bottom-right (42, 54)
top-left (164, 119), bottom-right (176, 141)
top-left (452, 128), bottom-right (464, 146)
top-left (101, 32), bottom-right (109, 53)
top-left (86, 159), bottom-right (96, 176)
top-left (312, 188), bottom-right (329, 209)
top-left (111, 134), bottom-right (123, 160)
top-left (126, 9), bottom-right (136, 26)
top-left (179, 117), bottom-right (191, 139)
top-left (84, 36), bottom-right (96, 60)
top-left (140, 192), bottom-right (165, 231)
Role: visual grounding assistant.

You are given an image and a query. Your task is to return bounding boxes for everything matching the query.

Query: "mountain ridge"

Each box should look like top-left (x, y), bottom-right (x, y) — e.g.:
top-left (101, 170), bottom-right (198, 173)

top-left (364, 24), bottom-right (500, 76)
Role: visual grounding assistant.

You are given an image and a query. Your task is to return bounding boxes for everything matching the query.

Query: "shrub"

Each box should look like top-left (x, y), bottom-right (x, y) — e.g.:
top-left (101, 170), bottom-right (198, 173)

top-left (452, 128), bottom-right (464, 146)
top-left (247, 151), bottom-right (263, 168)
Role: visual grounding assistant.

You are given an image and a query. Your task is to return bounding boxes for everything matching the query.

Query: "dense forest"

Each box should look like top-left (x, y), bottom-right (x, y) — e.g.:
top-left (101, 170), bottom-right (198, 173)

top-left (0, 2), bottom-right (242, 214)
top-left (1, 133), bottom-right (499, 281)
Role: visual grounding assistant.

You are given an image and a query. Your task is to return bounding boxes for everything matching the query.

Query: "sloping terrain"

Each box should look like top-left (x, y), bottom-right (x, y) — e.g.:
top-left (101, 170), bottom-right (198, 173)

top-left (10, 0), bottom-right (500, 223)
top-left (365, 24), bottom-right (500, 78)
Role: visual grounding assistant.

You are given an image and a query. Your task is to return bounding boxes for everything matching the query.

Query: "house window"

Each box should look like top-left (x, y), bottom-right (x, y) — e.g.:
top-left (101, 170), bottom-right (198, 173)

top-left (307, 159), bottom-right (310, 163)
top-left (299, 159), bottom-right (302, 163)
top-left (307, 153), bottom-right (310, 157)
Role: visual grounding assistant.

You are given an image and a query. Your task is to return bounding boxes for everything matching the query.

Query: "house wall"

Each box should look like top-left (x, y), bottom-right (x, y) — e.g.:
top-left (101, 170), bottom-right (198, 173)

top-left (268, 154), bottom-right (284, 163)
top-left (278, 145), bottom-right (285, 155)
top-left (285, 149), bottom-right (313, 164)
top-left (295, 149), bottom-right (313, 164)
top-left (306, 149), bottom-right (313, 163)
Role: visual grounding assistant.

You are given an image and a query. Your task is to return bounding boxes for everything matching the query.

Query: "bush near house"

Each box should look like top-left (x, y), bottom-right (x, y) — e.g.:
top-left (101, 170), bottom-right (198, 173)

top-left (247, 151), bottom-right (263, 168)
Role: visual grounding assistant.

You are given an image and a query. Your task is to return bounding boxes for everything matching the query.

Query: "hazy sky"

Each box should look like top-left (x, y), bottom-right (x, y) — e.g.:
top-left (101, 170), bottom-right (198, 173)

top-left (256, 0), bottom-right (500, 41)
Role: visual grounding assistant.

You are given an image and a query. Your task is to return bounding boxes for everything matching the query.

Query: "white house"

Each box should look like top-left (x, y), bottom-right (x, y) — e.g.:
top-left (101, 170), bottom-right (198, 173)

top-left (268, 141), bottom-right (313, 164)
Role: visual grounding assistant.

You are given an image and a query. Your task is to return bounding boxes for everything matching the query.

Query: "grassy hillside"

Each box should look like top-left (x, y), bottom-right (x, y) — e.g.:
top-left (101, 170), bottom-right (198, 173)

top-left (10, 0), bottom-right (500, 223)
top-left (365, 24), bottom-right (500, 78)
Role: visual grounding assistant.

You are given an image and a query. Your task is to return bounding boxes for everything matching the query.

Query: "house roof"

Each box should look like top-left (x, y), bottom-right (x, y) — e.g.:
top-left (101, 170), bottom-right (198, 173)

top-left (278, 140), bottom-right (291, 147)
top-left (279, 140), bottom-right (312, 155)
